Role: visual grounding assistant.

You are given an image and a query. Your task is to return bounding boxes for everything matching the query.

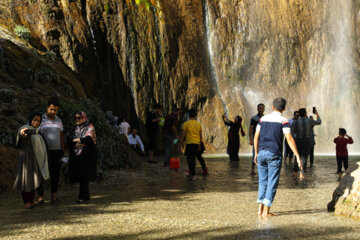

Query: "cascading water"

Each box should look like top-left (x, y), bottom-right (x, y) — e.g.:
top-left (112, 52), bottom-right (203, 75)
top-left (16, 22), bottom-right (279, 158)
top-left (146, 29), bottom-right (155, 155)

top-left (152, 4), bottom-right (166, 111)
top-left (307, 0), bottom-right (359, 153)
top-left (204, 0), bottom-right (229, 118)
top-left (86, 4), bottom-right (97, 54)
top-left (203, 0), bottom-right (360, 153)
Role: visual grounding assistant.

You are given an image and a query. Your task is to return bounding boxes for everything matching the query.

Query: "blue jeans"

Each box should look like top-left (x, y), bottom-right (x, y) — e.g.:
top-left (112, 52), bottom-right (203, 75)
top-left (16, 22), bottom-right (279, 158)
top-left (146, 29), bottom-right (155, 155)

top-left (257, 150), bottom-right (282, 207)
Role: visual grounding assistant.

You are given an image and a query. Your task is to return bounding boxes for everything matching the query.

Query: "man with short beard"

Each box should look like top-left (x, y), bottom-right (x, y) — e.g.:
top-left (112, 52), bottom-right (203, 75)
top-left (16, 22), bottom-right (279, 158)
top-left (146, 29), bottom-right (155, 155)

top-left (38, 98), bottom-right (65, 203)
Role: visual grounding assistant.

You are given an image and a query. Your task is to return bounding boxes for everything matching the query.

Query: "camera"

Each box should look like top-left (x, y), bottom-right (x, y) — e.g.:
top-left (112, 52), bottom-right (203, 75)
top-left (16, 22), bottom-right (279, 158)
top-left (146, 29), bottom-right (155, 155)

top-left (25, 129), bottom-right (37, 135)
top-left (312, 107), bottom-right (316, 114)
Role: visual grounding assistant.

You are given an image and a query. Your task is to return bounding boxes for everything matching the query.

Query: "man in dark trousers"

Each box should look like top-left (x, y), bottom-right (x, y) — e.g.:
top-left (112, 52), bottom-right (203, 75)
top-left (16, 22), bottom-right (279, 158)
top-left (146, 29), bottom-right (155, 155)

top-left (254, 98), bottom-right (303, 216)
top-left (38, 98), bottom-right (65, 203)
top-left (146, 103), bottom-right (162, 163)
top-left (162, 107), bottom-right (180, 167)
top-left (249, 103), bottom-right (265, 175)
top-left (292, 108), bottom-right (321, 175)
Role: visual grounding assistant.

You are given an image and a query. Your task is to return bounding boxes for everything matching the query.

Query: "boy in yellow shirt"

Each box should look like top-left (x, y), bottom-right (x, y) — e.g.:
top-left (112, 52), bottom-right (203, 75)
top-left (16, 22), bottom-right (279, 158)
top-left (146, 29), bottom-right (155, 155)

top-left (179, 109), bottom-right (207, 180)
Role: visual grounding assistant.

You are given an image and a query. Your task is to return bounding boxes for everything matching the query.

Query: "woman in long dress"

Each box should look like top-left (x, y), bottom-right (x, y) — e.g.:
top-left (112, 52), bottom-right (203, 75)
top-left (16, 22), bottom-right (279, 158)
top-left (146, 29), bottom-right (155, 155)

top-left (13, 113), bottom-right (49, 209)
top-left (222, 114), bottom-right (246, 161)
top-left (67, 111), bottom-right (97, 203)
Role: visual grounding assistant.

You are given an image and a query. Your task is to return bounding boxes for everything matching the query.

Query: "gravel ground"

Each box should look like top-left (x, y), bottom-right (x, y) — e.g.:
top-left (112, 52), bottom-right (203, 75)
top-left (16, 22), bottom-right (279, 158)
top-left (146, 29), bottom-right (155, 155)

top-left (1, 155), bottom-right (360, 240)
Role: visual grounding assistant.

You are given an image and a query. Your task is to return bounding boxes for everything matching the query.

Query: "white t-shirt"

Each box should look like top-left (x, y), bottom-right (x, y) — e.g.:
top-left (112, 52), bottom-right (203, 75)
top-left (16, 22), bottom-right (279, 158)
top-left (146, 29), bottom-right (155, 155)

top-left (119, 122), bottom-right (131, 136)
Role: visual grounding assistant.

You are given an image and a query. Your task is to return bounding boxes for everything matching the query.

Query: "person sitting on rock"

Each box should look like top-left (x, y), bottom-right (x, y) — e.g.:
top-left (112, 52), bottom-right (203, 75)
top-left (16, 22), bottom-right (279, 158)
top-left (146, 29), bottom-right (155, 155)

top-left (128, 128), bottom-right (145, 156)
top-left (334, 128), bottom-right (353, 178)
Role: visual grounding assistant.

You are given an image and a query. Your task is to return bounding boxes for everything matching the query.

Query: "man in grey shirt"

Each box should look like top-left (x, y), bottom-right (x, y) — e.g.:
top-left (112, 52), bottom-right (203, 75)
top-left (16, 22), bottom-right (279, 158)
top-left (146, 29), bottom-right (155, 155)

top-left (38, 98), bottom-right (65, 203)
top-left (292, 108), bottom-right (321, 176)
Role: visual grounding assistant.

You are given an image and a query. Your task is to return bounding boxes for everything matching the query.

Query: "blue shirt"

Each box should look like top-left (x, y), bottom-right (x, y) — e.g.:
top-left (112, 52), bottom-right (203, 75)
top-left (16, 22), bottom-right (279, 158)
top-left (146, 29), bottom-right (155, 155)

top-left (256, 111), bottom-right (291, 156)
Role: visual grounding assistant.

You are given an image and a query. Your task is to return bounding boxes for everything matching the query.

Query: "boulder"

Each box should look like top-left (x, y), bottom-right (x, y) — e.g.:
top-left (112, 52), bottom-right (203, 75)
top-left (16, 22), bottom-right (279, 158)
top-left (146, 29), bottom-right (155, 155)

top-left (328, 162), bottom-right (360, 220)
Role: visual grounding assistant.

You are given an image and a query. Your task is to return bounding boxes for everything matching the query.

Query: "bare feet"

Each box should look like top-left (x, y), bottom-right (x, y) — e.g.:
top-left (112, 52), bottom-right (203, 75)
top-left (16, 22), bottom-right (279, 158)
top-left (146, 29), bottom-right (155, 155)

top-left (338, 172), bottom-right (344, 179)
top-left (258, 204), bottom-right (264, 215)
top-left (262, 206), bottom-right (277, 217)
top-left (263, 212), bottom-right (277, 217)
top-left (299, 172), bottom-right (305, 180)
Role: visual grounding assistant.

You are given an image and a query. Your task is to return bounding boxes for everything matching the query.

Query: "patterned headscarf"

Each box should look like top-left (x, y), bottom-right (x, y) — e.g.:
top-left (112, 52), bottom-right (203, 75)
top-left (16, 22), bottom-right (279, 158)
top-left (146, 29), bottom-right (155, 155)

top-left (74, 111), bottom-right (96, 156)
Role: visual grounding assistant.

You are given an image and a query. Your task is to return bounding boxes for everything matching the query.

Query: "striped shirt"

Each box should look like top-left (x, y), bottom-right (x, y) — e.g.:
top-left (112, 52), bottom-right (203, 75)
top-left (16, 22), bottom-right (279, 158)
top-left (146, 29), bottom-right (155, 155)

top-left (39, 114), bottom-right (63, 150)
top-left (256, 111), bottom-right (291, 156)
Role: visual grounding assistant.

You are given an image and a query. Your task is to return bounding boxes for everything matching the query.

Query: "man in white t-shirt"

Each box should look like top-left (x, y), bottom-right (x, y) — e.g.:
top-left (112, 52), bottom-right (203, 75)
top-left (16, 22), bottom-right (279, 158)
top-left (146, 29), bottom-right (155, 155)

top-left (38, 98), bottom-right (64, 203)
top-left (119, 117), bottom-right (131, 138)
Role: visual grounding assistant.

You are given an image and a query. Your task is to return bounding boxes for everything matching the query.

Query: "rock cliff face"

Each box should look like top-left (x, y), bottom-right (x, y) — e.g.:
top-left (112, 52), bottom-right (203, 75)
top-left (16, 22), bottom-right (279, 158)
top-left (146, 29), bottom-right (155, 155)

top-left (206, 0), bottom-right (360, 152)
top-left (1, 0), bottom-right (360, 155)
top-left (0, 0), bottom-right (226, 150)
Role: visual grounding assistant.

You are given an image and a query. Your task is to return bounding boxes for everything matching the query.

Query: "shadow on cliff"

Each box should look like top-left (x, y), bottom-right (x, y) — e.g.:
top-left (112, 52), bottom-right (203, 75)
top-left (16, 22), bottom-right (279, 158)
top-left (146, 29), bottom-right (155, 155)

top-left (327, 163), bottom-right (358, 212)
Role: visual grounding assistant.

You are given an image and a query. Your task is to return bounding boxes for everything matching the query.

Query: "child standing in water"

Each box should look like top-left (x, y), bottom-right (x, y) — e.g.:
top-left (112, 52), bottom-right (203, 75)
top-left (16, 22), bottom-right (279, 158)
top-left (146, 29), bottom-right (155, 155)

top-left (334, 128), bottom-right (353, 178)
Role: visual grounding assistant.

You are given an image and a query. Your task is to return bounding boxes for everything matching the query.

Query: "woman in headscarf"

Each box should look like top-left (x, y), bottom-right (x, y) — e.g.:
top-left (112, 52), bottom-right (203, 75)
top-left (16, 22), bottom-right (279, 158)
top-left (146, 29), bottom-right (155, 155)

top-left (67, 111), bottom-right (97, 203)
top-left (222, 114), bottom-right (246, 161)
top-left (14, 112), bottom-right (50, 209)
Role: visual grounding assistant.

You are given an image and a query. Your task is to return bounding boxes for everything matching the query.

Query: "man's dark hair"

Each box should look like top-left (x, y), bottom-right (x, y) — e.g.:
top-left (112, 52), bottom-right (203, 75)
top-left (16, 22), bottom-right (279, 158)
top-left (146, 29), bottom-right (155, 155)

top-left (298, 108), bottom-right (307, 117)
top-left (48, 97), bottom-right (60, 107)
top-left (257, 103), bottom-right (265, 108)
top-left (273, 98), bottom-right (286, 111)
top-left (153, 103), bottom-right (161, 110)
top-left (339, 128), bottom-right (347, 136)
top-left (189, 109), bottom-right (197, 118)
top-left (294, 111), bottom-right (299, 115)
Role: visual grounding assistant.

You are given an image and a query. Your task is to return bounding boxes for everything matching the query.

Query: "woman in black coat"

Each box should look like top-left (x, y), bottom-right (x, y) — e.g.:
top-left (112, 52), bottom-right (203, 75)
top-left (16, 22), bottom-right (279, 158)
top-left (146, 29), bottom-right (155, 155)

top-left (67, 111), bottom-right (97, 203)
top-left (222, 114), bottom-right (246, 161)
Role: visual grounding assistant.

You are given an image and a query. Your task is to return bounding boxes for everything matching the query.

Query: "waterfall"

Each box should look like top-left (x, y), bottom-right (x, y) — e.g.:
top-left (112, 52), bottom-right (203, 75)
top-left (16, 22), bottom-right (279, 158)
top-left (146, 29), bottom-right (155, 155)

top-left (204, 0), bottom-right (229, 117)
top-left (86, 4), bottom-right (97, 54)
top-left (89, 27), bottom-right (97, 53)
top-left (152, 4), bottom-right (166, 111)
top-left (307, 0), bottom-right (359, 153)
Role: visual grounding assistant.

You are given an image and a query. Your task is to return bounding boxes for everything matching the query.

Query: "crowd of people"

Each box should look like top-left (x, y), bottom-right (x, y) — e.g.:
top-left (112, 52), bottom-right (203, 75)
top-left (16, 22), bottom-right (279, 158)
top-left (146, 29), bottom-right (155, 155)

top-left (13, 96), bottom-right (354, 215)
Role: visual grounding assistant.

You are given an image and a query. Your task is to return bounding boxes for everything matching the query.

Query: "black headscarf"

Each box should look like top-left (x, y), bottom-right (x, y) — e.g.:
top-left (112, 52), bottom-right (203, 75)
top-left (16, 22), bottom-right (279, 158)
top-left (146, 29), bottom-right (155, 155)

top-left (28, 112), bottom-right (42, 127)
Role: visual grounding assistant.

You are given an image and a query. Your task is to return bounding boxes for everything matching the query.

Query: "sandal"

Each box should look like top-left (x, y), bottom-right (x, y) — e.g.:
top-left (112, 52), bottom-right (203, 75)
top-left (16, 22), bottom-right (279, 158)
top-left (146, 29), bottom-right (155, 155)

top-left (51, 199), bottom-right (60, 204)
top-left (77, 199), bottom-right (85, 204)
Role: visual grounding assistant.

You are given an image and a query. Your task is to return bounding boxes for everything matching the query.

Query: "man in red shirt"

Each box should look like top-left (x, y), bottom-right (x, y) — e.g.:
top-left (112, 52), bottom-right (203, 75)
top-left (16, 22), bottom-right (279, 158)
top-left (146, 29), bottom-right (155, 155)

top-left (334, 128), bottom-right (353, 177)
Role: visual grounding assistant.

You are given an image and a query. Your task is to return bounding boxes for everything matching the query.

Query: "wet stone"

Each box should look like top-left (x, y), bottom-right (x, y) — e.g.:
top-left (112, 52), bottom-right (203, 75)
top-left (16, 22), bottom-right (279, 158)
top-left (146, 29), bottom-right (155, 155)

top-left (1, 156), bottom-right (360, 239)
